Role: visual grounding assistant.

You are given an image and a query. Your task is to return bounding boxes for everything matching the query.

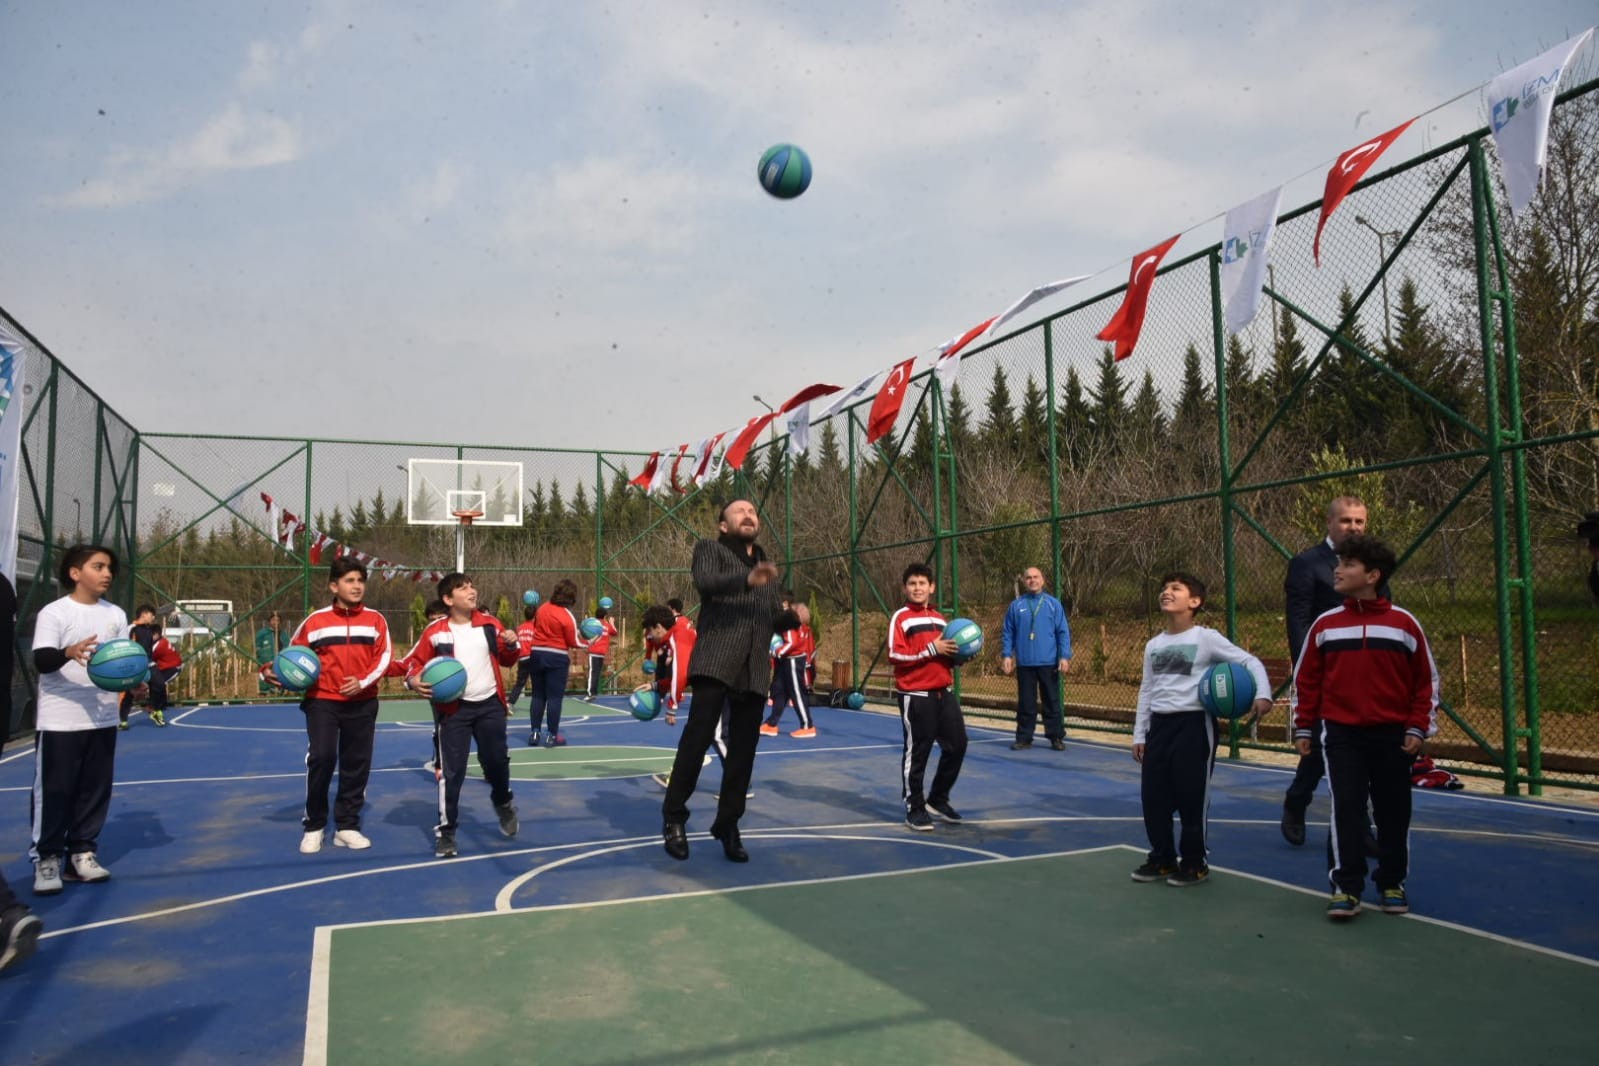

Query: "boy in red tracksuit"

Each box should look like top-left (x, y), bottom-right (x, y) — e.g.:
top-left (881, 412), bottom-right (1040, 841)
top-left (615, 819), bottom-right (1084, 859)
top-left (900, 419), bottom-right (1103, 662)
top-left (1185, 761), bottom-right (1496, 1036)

top-left (120, 604), bottom-right (183, 728)
top-left (644, 604), bottom-right (704, 790)
top-left (586, 607), bottom-right (618, 698)
top-left (507, 606), bottom-right (538, 708)
top-left (888, 563), bottom-right (968, 832)
top-left (762, 597), bottom-right (817, 737)
top-left (1292, 535), bottom-right (1439, 921)
top-left (262, 557), bottom-right (393, 855)
top-left (397, 572), bottom-right (522, 859)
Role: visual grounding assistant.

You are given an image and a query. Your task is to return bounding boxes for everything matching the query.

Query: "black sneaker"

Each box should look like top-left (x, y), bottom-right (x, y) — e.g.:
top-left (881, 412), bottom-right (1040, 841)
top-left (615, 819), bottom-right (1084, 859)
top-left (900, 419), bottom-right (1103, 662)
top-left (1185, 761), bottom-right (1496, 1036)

top-left (927, 800), bottom-right (962, 822)
top-left (434, 833), bottom-right (458, 859)
top-left (1167, 866), bottom-right (1209, 887)
top-left (1131, 861), bottom-right (1177, 882)
top-left (1280, 805), bottom-right (1307, 847)
top-left (0, 907), bottom-right (42, 973)
top-left (905, 809), bottom-right (935, 831)
top-left (495, 802), bottom-right (519, 838)
top-left (1049, 737), bottom-right (1065, 751)
top-left (1010, 740), bottom-right (1033, 750)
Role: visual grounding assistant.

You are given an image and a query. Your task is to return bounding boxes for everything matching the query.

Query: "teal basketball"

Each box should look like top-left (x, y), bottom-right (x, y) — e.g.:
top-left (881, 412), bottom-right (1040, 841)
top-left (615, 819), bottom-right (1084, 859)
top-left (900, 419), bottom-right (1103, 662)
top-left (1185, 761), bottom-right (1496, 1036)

top-left (629, 687), bottom-right (662, 721)
top-left (1198, 661), bottom-right (1257, 718)
top-left (580, 617), bottom-right (604, 640)
top-left (758, 143), bottom-right (812, 199)
top-left (86, 639), bottom-right (150, 692)
top-left (769, 633), bottom-right (784, 656)
top-left (642, 660), bottom-right (656, 675)
top-left (421, 656), bottom-right (468, 703)
top-left (846, 691), bottom-right (866, 710)
top-left (523, 589), bottom-right (541, 607)
top-left (598, 597), bottom-right (614, 610)
top-left (273, 646), bottom-right (321, 692)
top-left (942, 618), bottom-right (984, 662)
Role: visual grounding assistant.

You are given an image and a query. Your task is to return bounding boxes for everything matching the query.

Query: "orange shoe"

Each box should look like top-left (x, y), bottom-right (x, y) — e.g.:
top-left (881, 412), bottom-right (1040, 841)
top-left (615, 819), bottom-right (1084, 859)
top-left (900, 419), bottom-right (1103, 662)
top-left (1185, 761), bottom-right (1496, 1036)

top-left (759, 724), bottom-right (780, 736)
top-left (790, 727), bottom-right (817, 738)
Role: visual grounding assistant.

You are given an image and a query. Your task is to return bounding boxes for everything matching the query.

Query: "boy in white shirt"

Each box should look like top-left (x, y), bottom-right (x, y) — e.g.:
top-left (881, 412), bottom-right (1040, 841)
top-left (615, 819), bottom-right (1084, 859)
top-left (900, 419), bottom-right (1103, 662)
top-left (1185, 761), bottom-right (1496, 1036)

top-left (1131, 572), bottom-right (1270, 887)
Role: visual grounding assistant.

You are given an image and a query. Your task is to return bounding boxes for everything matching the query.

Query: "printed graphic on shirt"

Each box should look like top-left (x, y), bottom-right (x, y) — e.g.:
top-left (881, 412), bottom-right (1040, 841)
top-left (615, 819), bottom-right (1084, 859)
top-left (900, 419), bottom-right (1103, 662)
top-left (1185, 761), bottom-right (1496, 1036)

top-left (1150, 643), bottom-right (1197, 676)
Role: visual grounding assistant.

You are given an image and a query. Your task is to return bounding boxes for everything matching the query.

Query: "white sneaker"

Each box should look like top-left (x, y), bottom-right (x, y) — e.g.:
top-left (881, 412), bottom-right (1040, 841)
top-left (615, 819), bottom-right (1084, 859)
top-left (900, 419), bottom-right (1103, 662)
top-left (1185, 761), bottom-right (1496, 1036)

top-left (300, 830), bottom-right (324, 854)
top-left (32, 856), bottom-right (63, 896)
top-left (651, 773), bottom-right (671, 789)
top-left (65, 852), bottom-right (111, 883)
top-left (333, 829), bottom-right (372, 850)
top-left (422, 759), bottom-right (436, 773)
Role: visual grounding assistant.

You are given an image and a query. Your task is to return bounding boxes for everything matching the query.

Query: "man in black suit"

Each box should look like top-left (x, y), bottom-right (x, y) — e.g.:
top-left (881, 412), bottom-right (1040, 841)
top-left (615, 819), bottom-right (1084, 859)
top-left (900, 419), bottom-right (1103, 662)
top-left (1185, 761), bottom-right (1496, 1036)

top-left (1281, 496), bottom-right (1371, 845)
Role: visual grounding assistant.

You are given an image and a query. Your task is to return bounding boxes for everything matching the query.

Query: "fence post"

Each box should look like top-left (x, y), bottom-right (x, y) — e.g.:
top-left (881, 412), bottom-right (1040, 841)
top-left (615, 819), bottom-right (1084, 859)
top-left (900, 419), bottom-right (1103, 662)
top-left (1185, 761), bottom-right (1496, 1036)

top-left (1209, 249), bottom-right (1244, 758)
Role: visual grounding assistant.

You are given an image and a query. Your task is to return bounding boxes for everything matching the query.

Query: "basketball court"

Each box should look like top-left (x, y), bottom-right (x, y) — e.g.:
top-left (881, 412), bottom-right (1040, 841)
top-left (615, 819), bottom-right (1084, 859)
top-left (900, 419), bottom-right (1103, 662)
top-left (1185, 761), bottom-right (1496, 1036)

top-left (2, 694), bottom-right (1596, 1064)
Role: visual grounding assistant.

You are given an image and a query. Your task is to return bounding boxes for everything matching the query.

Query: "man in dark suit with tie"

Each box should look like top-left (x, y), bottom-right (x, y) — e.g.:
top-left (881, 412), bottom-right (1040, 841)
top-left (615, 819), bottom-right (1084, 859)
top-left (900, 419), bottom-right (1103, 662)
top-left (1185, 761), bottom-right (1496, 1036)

top-left (1281, 496), bottom-right (1373, 845)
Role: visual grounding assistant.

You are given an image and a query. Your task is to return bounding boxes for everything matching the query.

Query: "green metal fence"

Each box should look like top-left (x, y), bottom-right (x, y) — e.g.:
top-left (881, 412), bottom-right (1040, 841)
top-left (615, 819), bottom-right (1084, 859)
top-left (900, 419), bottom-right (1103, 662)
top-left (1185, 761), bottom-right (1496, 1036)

top-left (6, 80), bottom-right (1596, 797)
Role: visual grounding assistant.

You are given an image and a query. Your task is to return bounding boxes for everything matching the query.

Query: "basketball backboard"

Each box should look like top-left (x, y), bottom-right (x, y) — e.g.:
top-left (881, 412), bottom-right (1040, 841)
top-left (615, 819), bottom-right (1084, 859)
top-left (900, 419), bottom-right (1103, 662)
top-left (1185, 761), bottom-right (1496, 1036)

top-left (406, 459), bottom-right (524, 527)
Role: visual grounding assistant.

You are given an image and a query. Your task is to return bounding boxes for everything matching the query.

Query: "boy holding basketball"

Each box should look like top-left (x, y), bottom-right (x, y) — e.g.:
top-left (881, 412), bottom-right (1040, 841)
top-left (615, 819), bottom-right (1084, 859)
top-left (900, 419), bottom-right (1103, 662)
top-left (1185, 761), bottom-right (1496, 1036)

top-left (1131, 573), bottom-right (1270, 887)
top-left (888, 563), bottom-right (968, 831)
top-left (119, 604), bottom-right (182, 729)
top-left (264, 557), bottom-right (394, 855)
top-left (398, 572), bottom-right (520, 859)
top-left (1292, 536), bottom-right (1438, 920)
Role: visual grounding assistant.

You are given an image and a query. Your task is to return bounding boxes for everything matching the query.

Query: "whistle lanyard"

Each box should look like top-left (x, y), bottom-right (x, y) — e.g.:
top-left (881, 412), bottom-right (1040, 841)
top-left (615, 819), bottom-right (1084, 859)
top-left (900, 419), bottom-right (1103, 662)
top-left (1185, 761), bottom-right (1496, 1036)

top-left (1022, 596), bottom-right (1045, 641)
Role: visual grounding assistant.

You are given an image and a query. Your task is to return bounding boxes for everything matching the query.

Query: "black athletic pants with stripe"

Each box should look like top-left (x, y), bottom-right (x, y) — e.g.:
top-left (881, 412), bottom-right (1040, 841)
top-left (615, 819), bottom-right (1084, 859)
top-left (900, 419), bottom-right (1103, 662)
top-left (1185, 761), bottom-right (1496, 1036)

top-left (898, 689), bottom-right (967, 813)
top-left (303, 697), bottom-right (378, 832)
top-left (1321, 720), bottom-right (1412, 896)
top-left (1140, 711), bottom-right (1216, 871)
top-left (764, 655), bottom-right (813, 729)
top-left (662, 678), bottom-right (763, 835)
top-left (436, 697), bottom-right (514, 835)
top-left (31, 727), bottom-right (117, 860)
top-left (587, 654), bottom-right (607, 698)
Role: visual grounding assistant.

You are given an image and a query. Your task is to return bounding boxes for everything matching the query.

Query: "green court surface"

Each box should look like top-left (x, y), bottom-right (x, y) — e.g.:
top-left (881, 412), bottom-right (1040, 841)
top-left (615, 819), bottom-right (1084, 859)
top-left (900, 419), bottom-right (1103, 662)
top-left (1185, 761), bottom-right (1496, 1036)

top-left (377, 698), bottom-right (632, 724)
top-left (313, 847), bottom-right (1599, 1065)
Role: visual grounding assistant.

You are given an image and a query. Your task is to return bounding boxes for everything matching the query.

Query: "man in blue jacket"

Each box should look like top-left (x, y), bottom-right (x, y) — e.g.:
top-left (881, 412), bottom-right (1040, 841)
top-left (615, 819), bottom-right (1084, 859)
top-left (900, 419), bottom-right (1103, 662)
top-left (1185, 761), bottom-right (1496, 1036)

top-left (1001, 567), bottom-right (1073, 751)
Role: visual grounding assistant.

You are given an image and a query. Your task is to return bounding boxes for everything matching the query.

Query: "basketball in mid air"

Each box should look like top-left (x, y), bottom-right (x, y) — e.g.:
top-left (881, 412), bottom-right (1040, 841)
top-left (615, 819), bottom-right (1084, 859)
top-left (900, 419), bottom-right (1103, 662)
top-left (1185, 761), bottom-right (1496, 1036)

top-left (758, 143), bottom-right (812, 200)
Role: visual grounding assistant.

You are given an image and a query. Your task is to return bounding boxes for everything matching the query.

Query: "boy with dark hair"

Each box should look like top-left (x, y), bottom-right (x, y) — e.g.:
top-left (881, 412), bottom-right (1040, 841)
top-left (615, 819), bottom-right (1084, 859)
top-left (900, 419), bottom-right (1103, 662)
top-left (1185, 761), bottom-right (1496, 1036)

top-left (1131, 572), bottom-right (1270, 887)
top-left (586, 606), bottom-right (618, 698)
top-left (1292, 535), bottom-right (1439, 920)
top-left (507, 604), bottom-right (538, 709)
top-left (888, 562), bottom-right (968, 831)
top-left (264, 556), bottom-right (393, 855)
top-left (399, 572), bottom-right (521, 859)
top-left (120, 604), bottom-right (182, 729)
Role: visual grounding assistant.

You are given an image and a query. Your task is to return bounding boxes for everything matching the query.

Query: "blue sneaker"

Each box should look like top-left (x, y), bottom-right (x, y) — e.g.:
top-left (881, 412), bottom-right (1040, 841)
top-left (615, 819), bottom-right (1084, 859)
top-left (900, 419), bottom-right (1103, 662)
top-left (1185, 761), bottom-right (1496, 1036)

top-left (1379, 887), bottom-right (1409, 914)
top-left (1327, 892), bottom-right (1362, 920)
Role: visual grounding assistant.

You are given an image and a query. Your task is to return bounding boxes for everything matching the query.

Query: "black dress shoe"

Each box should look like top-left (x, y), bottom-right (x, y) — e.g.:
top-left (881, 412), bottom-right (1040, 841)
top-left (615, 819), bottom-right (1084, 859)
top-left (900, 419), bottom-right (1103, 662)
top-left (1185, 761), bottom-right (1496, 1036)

top-left (711, 824), bottom-right (749, 863)
top-left (1280, 805), bottom-right (1306, 847)
top-left (663, 823), bottom-right (689, 861)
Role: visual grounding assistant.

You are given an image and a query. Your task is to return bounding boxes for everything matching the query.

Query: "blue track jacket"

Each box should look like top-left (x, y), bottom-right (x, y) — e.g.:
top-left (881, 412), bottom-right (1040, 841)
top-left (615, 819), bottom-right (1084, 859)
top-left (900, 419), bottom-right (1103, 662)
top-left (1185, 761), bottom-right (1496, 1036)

top-left (1001, 592), bottom-right (1072, 667)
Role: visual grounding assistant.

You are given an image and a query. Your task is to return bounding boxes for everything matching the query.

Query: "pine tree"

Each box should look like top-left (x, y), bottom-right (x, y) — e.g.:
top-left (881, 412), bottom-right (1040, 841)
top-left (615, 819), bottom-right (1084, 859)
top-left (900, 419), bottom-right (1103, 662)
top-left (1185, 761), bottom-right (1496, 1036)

top-left (1057, 365), bottom-right (1092, 467)
top-left (1127, 369), bottom-right (1168, 451)
top-left (946, 384), bottom-right (974, 454)
top-left (1088, 347), bottom-right (1129, 452)
top-left (981, 363), bottom-right (1018, 456)
top-left (817, 420), bottom-right (844, 474)
top-left (1018, 373), bottom-right (1049, 466)
top-left (1267, 304), bottom-right (1306, 405)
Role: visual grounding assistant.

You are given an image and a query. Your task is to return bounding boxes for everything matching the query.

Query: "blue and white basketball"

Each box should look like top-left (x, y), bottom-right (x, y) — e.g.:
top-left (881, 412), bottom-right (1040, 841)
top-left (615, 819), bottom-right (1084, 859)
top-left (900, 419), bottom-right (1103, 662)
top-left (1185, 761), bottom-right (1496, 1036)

top-left (272, 645), bottom-right (321, 692)
top-left (523, 589), bottom-right (541, 607)
top-left (598, 597), bottom-right (614, 611)
top-left (629, 687), bottom-right (662, 722)
top-left (420, 656), bottom-right (468, 704)
top-left (758, 143), bottom-right (812, 200)
top-left (942, 618), bottom-right (984, 662)
top-left (846, 691), bottom-right (866, 710)
top-left (86, 639), bottom-right (151, 692)
top-left (770, 633), bottom-right (784, 656)
top-left (579, 617), bottom-right (604, 640)
top-left (1198, 661), bottom-right (1258, 718)
top-left (642, 660), bottom-right (656, 675)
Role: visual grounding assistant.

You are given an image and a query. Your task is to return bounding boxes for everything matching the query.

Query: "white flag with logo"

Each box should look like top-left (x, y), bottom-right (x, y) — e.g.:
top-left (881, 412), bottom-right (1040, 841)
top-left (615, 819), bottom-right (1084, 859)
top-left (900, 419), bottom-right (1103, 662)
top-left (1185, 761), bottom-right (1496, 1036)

top-left (786, 402), bottom-right (813, 459)
top-left (1220, 185), bottom-right (1283, 335)
top-left (1487, 29), bottom-right (1593, 217)
top-left (813, 371), bottom-right (879, 421)
top-left (0, 324), bottom-right (28, 581)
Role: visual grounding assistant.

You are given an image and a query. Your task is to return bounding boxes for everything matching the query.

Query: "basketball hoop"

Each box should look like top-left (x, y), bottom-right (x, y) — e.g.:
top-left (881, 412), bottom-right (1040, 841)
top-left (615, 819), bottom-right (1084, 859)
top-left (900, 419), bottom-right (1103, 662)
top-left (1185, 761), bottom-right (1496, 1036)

top-left (451, 510), bottom-right (485, 528)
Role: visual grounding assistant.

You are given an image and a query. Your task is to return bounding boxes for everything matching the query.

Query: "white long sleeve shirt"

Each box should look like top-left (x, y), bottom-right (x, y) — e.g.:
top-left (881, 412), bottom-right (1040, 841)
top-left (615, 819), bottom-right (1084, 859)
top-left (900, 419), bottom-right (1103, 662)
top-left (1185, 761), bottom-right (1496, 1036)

top-left (1133, 625), bottom-right (1269, 744)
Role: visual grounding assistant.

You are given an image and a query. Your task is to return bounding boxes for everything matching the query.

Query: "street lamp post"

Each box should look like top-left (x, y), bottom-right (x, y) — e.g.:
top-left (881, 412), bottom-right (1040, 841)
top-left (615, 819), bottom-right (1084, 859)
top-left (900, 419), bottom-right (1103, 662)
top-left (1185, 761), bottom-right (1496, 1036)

top-left (1354, 215), bottom-right (1401, 347)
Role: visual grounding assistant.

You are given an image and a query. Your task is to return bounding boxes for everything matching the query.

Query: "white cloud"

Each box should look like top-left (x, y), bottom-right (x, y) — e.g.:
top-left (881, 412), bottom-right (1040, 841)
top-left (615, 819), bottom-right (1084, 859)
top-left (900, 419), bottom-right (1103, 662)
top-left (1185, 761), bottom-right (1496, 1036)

top-left (57, 104), bottom-right (302, 208)
top-left (499, 155), bottom-right (709, 255)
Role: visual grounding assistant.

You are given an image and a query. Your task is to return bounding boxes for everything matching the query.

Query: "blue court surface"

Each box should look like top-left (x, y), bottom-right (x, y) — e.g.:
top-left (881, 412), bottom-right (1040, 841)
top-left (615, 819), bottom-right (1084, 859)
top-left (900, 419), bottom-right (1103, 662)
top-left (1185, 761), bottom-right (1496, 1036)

top-left (1, 696), bottom-right (1597, 1064)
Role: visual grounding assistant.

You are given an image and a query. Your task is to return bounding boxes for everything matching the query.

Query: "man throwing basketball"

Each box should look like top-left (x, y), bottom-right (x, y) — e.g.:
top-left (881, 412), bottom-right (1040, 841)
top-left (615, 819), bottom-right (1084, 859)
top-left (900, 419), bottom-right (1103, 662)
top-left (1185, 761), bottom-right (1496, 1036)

top-left (661, 500), bottom-right (798, 863)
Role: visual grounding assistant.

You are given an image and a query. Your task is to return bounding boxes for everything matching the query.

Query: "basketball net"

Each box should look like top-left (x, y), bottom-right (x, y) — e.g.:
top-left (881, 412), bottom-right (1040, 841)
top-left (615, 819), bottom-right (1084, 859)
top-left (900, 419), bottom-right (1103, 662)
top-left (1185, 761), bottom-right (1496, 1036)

top-left (451, 510), bottom-right (483, 573)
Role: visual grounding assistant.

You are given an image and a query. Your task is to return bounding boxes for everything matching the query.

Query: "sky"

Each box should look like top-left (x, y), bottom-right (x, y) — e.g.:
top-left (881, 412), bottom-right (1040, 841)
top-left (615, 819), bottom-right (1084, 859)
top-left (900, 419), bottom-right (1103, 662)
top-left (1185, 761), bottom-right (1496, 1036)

top-left (1, 1), bottom-right (1594, 459)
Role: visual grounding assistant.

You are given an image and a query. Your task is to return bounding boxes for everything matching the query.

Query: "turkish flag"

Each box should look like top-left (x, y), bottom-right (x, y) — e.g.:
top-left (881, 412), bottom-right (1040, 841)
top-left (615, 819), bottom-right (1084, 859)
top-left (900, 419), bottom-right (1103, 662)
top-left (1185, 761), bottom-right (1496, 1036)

top-left (1313, 119), bottom-right (1413, 266)
top-left (724, 413), bottom-right (777, 470)
top-left (779, 382), bottom-right (840, 413)
top-left (1096, 234), bottom-right (1180, 361)
top-left (629, 452), bottom-right (661, 490)
top-left (667, 444), bottom-right (692, 494)
top-left (866, 357), bottom-right (917, 444)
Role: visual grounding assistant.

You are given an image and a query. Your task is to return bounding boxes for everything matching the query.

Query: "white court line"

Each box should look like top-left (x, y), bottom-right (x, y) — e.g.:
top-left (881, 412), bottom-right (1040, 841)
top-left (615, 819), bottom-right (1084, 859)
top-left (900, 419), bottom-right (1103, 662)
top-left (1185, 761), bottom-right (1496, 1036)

top-left (491, 832), bottom-right (1010, 911)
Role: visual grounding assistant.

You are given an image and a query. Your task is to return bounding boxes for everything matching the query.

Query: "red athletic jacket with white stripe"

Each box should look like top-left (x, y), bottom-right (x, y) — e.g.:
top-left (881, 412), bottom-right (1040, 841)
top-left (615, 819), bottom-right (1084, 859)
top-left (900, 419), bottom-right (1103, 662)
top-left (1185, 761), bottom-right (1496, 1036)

top-left (588, 616), bottom-right (618, 657)
top-left (395, 610), bottom-right (521, 714)
top-left (661, 622), bottom-right (696, 710)
top-left (273, 603), bottom-right (393, 702)
top-left (773, 624), bottom-right (814, 659)
top-left (888, 603), bottom-right (953, 692)
top-left (515, 620), bottom-right (537, 661)
top-left (1291, 596), bottom-right (1439, 741)
top-left (528, 602), bottom-right (585, 653)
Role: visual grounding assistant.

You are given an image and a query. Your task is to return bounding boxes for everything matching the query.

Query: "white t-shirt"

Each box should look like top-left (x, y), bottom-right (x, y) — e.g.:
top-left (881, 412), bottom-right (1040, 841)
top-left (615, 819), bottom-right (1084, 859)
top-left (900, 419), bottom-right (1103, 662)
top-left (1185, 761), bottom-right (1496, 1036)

top-left (33, 595), bottom-right (130, 731)
top-left (449, 621), bottom-right (498, 703)
top-left (1132, 625), bottom-right (1269, 744)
